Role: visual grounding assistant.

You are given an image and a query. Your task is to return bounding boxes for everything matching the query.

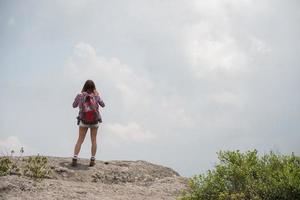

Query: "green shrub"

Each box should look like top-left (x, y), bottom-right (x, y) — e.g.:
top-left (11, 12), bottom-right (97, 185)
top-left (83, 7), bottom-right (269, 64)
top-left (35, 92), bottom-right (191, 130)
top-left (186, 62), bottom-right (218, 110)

top-left (0, 156), bottom-right (13, 176)
top-left (24, 155), bottom-right (51, 179)
top-left (179, 150), bottom-right (300, 200)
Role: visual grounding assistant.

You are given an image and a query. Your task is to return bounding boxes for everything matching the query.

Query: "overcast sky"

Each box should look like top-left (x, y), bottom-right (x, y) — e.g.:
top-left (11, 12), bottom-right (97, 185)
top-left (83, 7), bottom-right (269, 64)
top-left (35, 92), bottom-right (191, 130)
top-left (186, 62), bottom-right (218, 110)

top-left (0, 0), bottom-right (299, 177)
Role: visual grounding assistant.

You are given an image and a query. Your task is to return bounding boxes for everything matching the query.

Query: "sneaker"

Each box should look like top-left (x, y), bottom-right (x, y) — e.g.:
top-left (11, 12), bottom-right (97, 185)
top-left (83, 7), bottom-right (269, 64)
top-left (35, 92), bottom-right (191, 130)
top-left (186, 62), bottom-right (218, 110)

top-left (72, 158), bottom-right (78, 167)
top-left (89, 158), bottom-right (95, 167)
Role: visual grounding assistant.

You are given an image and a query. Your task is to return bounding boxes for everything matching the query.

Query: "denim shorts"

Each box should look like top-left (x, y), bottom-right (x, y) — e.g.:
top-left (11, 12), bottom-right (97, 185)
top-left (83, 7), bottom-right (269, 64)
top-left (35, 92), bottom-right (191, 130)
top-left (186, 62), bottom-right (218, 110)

top-left (79, 121), bottom-right (99, 128)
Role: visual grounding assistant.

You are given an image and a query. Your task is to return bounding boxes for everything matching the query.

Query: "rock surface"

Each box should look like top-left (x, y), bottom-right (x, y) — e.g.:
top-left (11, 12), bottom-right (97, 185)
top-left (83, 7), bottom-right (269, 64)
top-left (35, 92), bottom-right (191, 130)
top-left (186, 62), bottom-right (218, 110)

top-left (0, 157), bottom-right (188, 200)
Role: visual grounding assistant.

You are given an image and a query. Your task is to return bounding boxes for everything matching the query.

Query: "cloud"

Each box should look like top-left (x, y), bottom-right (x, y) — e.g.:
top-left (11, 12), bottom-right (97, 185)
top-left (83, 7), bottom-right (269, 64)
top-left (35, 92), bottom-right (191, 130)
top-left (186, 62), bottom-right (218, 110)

top-left (64, 42), bottom-right (195, 132)
top-left (250, 37), bottom-right (271, 54)
top-left (65, 42), bottom-right (154, 108)
top-left (182, 1), bottom-right (254, 79)
top-left (106, 122), bottom-right (156, 142)
top-left (186, 35), bottom-right (248, 76)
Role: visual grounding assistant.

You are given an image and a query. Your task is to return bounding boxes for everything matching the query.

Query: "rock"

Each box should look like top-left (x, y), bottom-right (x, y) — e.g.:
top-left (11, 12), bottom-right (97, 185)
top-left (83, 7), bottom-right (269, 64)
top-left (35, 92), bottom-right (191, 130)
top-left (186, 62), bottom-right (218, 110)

top-left (0, 156), bottom-right (188, 200)
top-left (0, 182), bottom-right (15, 192)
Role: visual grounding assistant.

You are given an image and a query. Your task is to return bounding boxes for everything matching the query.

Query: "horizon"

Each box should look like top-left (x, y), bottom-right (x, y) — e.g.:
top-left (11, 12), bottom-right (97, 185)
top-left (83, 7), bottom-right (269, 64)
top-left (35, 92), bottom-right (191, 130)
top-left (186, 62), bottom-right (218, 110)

top-left (1, 0), bottom-right (300, 177)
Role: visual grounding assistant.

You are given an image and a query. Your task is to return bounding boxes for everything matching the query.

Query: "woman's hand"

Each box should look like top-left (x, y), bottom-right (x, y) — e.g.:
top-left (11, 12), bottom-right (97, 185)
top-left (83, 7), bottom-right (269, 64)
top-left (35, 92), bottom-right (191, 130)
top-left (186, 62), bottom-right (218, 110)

top-left (93, 89), bottom-right (100, 96)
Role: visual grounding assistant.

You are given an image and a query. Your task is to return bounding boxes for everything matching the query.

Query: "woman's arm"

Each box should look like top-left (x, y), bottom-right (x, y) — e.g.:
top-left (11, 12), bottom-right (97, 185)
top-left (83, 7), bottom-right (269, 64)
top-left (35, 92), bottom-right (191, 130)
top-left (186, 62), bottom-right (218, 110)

top-left (94, 90), bottom-right (105, 107)
top-left (95, 95), bottom-right (105, 107)
top-left (72, 94), bottom-right (81, 108)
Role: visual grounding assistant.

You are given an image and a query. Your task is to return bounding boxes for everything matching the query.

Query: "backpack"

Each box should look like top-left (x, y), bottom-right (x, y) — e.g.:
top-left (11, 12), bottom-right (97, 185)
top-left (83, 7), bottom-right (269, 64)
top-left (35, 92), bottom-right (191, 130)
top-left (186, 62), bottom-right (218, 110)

top-left (80, 93), bottom-right (99, 124)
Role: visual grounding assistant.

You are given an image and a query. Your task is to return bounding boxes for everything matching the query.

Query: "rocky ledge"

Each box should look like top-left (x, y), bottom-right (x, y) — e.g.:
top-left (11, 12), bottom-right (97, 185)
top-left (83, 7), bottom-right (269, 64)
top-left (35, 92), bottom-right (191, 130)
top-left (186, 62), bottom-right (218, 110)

top-left (0, 157), bottom-right (188, 200)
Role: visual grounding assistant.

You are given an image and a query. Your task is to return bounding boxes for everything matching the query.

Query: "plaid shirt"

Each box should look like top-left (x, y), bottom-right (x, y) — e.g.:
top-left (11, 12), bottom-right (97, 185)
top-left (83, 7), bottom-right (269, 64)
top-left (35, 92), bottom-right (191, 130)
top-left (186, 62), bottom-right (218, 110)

top-left (72, 92), bottom-right (105, 123)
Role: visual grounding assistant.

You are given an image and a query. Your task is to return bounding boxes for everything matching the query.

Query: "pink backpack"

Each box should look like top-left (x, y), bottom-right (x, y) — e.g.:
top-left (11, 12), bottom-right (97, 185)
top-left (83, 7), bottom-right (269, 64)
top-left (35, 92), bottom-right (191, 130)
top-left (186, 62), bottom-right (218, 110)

top-left (80, 93), bottom-right (99, 124)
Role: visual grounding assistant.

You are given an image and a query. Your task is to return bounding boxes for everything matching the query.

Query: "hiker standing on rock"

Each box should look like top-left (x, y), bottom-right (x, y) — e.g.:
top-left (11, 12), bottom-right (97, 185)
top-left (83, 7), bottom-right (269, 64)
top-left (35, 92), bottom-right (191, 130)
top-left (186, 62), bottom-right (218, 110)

top-left (72, 80), bottom-right (105, 167)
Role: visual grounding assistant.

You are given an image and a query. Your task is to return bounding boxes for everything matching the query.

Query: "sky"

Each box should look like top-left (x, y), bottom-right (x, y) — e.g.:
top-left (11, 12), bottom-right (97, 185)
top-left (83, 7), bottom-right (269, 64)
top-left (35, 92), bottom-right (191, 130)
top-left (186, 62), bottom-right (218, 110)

top-left (0, 0), bottom-right (299, 177)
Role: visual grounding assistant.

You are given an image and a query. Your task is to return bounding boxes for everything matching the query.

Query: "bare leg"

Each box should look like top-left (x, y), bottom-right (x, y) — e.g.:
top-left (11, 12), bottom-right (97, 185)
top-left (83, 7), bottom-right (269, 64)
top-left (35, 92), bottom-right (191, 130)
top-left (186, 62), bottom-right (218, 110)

top-left (74, 127), bottom-right (88, 156)
top-left (90, 127), bottom-right (98, 157)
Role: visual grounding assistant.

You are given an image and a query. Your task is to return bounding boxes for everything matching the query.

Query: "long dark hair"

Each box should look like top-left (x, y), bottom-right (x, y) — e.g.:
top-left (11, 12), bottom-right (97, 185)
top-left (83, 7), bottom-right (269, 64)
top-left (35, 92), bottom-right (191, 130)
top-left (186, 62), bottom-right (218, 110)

top-left (81, 80), bottom-right (96, 94)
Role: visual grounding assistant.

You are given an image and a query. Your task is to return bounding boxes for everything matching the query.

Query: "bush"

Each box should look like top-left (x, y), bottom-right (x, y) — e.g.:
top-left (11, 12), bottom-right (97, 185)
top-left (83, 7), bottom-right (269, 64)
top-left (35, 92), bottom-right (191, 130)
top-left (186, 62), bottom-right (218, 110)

top-left (24, 155), bottom-right (51, 179)
top-left (179, 150), bottom-right (300, 200)
top-left (0, 157), bottom-right (13, 176)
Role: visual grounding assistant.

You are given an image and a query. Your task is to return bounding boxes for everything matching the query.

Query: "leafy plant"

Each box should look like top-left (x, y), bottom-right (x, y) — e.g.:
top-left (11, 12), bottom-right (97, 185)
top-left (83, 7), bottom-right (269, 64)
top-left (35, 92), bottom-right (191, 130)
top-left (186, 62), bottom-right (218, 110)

top-left (23, 155), bottom-right (51, 180)
top-left (0, 156), bottom-right (13, 176)
top-left (179, 150), bottom-right (300, 200)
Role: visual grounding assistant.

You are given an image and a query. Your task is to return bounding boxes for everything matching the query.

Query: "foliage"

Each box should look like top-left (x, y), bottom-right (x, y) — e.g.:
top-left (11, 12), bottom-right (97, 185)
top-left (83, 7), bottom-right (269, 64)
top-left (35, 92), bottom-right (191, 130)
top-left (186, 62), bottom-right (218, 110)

top-left (24, 155), bottom-right (51, 179)
top-left (179, 150), bottom-right (300, 200)
top-left (0, 156), bottom-right (13, 176)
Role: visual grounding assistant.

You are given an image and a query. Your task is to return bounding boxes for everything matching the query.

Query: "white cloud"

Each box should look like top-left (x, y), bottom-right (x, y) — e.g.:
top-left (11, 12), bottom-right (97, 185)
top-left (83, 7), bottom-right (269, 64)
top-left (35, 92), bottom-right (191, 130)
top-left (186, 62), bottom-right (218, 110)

top-left (187, 36), bottom-right (248, 75)
top-left (250, 37), bottom-right (271, 54)
top-left (106, 122), bottom-right (156, 142)
top-left (65, 42), bottom-right (197, 133)
top-left (183, 7), bottom-right (249, 79)
top-left (181, 0), bottom-right (264, 80)
top-left (65, 42), bottom-right (154, 108)
top-left (160, 95), bottom-right (195, 128)
top-left (73, 42), bottom-right (97, 58)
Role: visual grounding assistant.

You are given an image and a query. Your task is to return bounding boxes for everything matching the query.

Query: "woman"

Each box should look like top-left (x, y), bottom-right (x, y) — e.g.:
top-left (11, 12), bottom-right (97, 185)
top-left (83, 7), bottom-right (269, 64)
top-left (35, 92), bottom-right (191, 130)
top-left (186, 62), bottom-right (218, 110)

top-left (72, 80), bottom-right (105, 167)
